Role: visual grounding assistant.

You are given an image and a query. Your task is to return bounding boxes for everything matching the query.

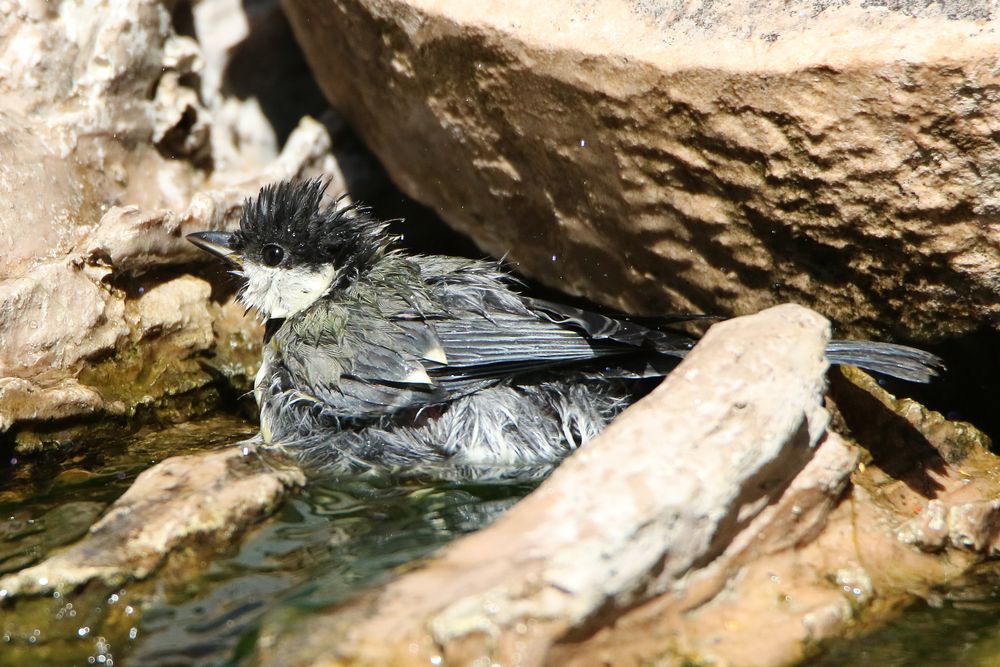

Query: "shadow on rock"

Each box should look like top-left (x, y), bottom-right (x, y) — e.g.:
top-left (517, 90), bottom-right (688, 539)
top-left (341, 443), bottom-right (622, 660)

top-left (829, 367), bottom-right (948, 498)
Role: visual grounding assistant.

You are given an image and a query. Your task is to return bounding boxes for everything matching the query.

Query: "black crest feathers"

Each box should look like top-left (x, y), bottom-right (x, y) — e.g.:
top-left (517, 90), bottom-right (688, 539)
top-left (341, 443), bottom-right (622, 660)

top-left (235, 178), bottom-right (392, 278)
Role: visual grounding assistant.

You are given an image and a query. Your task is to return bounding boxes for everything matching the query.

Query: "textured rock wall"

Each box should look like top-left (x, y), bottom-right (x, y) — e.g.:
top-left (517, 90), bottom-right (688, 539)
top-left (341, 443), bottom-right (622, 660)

top-left (0, 0), bottom-right (344, 447)
top-left (283, 0), bottom-right (1000, 341)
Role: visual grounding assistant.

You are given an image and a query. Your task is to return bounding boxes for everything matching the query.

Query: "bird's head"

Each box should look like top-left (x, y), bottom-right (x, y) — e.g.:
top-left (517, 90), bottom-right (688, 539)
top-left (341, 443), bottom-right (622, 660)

top-left (187, 178), bottom-right (390, 319)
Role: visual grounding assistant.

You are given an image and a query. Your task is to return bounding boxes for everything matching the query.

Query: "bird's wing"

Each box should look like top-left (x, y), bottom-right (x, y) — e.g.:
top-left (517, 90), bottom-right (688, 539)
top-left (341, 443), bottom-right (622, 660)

top-left (424, 312), bottom-right (631, 381)
top-left (522, 298), bottom-right (699, 355)
top-left (275, 303), bottom-right (459, 418)
top-left (273, 297), bottom-right (690, 421)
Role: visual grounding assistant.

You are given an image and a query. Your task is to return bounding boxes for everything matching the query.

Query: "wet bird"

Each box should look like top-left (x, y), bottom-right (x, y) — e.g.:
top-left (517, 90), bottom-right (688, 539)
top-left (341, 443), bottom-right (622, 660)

top-left (188, 178), bottom-right (943, 472)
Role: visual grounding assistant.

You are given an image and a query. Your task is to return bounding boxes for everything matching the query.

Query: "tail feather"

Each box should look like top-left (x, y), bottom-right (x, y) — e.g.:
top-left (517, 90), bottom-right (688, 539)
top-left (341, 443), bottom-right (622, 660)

top-left (825, 340), bottom-right (944, 383)
top-left (527, 296), bottom-right (943, 384)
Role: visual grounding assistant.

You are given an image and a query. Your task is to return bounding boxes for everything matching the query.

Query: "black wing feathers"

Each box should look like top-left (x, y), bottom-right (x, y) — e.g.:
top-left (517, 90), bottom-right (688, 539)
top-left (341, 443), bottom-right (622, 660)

top-left (825, 340), bottom-right (944, 384)
top-left (525, 298), bottom-right (697, 356)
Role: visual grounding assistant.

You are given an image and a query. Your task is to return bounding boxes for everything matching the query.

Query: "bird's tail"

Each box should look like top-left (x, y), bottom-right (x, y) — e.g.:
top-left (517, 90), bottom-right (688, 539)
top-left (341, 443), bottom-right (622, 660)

top-left (825, 339), bottom-right (944, 383)
top-left (527, 296), bottom-right (944, 383)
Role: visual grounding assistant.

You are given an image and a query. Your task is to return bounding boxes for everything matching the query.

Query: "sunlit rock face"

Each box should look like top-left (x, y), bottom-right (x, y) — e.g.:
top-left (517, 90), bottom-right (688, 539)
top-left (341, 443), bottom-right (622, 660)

top-left (0, 0), bottom-right (345, 447)
top-left (0, 114), bottom-right (95, 279)
top-left (284, 0), bottom-right (1000, 341)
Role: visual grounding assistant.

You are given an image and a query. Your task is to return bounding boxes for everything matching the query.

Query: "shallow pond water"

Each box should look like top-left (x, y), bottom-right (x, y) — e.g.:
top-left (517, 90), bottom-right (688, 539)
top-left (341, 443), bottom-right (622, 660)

top-left (0, 416), bottom-right (537, 666)
top-left (7, 413), bottom-right (1000, 666)
top-left (812, 595), bottom-right (1000, 666)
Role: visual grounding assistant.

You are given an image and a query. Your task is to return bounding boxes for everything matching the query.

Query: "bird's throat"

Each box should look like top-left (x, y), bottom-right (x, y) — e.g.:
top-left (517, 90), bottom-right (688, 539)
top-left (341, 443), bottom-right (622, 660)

top-left (241, 262), bottom-right (338, 319)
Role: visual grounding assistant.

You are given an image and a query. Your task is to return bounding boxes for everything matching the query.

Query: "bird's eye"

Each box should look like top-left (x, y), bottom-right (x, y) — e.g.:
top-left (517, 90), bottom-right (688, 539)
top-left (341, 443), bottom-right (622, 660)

top-left (261, 244), bottom-right (284, 267)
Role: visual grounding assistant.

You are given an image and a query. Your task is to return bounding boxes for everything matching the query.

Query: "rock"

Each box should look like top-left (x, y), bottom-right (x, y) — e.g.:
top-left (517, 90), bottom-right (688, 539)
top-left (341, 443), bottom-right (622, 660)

top-left (0, 262), bottom-right (128, 378)
top-left (196, 0), bottom-right (332, 169)
top-left (0, 378), bottom-right (106, 434)
top-left (619, 367), bottom-right (998, 667)
top-left (127, 275), bottom-right (215, 342)
top-left (0, 0), bottom-right (351, 445)
top-left (0, 262), bottom-right (249, 448)
top-left (0, 112), bottom-right (96, 279)
top-left (0, 446), bottom-right (305, 597)
top-left (252, 303), bottom-right (837, 666)
top-left (283, 0), bottom-right (1000, 340)
top-left (896, 499), bottom-right (951, 551)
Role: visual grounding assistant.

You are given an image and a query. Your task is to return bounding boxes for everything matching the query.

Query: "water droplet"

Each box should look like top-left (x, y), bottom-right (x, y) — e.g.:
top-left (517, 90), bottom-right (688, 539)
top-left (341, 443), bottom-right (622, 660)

top-left (128, 627), bottom-right (138, 640)
top-left (78, 626), bottom-right (90, 637)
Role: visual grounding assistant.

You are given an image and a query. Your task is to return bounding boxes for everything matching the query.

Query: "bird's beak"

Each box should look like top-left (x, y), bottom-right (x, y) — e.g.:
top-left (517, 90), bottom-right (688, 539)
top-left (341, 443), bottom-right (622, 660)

top-left (187, 231), bottom-right (243, 267)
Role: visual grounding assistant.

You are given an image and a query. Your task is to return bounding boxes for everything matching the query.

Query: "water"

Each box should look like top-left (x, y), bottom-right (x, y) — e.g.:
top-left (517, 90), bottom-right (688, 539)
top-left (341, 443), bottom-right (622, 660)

top-left (125, 477), bottom-right (531, 666)
top-left (812, 596), bottom-right (1000, 666)
top-left (0, 416), bottom-right (537, 666)
top-left (8, 415), bottom-right (1000, 666)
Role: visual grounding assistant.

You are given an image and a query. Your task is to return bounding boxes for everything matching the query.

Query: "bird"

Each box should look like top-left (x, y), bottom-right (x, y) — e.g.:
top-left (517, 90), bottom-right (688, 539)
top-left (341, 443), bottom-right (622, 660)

top-left (187, 178), bottom-right (943, 473)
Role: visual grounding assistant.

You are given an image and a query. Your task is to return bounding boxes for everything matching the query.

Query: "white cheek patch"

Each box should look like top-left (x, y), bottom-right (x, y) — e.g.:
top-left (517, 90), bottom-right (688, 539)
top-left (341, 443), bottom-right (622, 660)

top-left (240, 261), bottom-right (337, 318)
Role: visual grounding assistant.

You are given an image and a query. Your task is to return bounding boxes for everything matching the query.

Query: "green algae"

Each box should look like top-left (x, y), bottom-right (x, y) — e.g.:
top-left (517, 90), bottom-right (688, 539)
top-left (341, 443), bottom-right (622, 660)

top-left (7, 314), bottom-right (261, 453)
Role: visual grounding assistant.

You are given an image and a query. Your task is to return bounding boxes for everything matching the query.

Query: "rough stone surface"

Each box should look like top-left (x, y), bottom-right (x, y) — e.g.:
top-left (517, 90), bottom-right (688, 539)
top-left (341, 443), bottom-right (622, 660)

top-left (284, 0), bottom-right (1000, 340)
top-left (0, 446), bottom-right (305, 597)
top-left (0, 112), bottom-right (95, 278)
top-left (252, 303), bottom-right (836, 666)
top-left (0, 0), bottom-right (348, 444)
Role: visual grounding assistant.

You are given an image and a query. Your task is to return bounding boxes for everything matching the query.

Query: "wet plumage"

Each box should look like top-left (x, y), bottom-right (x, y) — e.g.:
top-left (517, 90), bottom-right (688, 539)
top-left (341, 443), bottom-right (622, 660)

top-left (188, 179), bottom-right (944, 472)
